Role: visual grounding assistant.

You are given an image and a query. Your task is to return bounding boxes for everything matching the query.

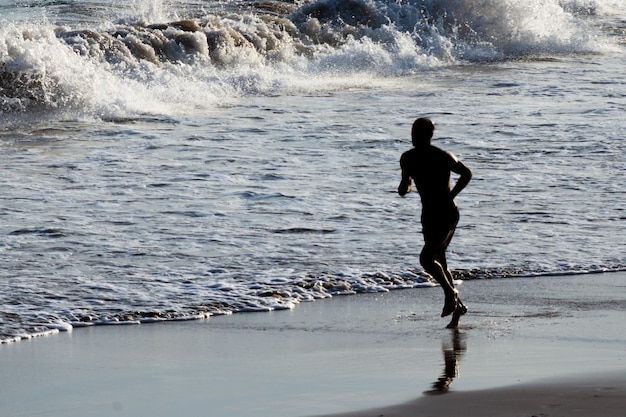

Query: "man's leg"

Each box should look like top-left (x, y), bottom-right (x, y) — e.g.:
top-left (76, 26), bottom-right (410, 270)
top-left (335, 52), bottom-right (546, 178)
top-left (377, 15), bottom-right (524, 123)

top-left (420, 243), bottom-right (457, 317)
top-left (435, 243), bottom-right (467, 328)
top-left (435, 250), bottom-right (456, 292)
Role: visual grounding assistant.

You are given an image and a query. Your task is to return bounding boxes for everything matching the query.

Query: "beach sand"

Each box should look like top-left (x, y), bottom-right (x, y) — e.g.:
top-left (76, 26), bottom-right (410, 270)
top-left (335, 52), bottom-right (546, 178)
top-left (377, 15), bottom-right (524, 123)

top-left (323, 374), bottom-right (626, 417)
top-left (1, 272), bottom-right (625, 417)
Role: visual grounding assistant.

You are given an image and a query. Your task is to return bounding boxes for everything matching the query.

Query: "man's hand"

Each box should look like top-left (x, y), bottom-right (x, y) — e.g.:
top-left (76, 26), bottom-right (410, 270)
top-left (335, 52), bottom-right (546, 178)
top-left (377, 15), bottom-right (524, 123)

top-left (398, 179), bottom-right (412, 196)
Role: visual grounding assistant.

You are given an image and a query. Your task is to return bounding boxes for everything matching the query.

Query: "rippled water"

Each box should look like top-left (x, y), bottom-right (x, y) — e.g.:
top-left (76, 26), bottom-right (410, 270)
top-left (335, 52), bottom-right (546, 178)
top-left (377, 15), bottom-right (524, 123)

top-left (1, 0), bottom-right (625, 342)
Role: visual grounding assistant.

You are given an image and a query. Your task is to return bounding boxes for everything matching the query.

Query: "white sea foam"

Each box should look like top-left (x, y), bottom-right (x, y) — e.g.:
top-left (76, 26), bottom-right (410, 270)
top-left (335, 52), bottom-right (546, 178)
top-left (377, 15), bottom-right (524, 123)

top-left (2, 0), bottom-right (619, 118)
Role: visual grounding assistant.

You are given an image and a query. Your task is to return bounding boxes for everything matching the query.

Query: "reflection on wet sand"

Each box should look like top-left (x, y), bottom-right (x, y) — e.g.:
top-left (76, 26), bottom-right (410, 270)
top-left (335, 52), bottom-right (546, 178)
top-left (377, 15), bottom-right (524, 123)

top-left (425, 330), bottom-right (467, 394)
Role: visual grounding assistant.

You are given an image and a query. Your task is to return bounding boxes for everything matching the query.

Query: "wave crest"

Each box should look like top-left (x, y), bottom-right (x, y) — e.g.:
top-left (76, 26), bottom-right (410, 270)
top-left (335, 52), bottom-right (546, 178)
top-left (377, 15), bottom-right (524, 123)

top-left (0, 0), bottom-right (615, 114)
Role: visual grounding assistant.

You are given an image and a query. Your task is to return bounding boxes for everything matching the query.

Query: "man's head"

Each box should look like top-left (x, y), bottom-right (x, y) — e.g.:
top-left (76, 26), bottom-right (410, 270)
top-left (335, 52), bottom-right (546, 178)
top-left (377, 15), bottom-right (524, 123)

top-left (411, 117), bottom-right (435, 147)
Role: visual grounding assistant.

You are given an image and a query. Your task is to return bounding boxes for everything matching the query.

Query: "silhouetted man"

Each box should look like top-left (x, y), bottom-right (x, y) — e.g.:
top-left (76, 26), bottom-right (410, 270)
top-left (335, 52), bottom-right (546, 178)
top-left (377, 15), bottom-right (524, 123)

top-left (398, 118), bottom-right (472, 328)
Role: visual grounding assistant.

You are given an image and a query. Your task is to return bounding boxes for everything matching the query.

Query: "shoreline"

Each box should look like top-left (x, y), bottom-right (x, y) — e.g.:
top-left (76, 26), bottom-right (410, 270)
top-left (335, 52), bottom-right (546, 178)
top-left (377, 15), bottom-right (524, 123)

top-left (1, 272), bottom-right (625, 417)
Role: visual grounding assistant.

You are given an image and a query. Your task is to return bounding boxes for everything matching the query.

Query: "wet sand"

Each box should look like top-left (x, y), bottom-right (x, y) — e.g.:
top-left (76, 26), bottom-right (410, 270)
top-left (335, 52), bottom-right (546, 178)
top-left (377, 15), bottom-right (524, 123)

top-left (1, 272), bottom-right (625, 417)
top-left (321, 373), bottom-right (626, 417)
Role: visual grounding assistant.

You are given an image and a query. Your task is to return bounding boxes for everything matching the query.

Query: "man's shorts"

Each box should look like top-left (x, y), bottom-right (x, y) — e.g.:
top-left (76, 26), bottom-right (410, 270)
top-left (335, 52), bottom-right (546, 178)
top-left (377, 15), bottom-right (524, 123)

top-left (421, 205), bottom-right (460, 248)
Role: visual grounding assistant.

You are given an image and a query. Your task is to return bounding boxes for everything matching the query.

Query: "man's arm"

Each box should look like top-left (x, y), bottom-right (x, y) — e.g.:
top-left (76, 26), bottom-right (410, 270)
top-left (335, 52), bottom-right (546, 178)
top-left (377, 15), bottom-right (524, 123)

top-left (398, 154), bottom-right (412, 196)
top-left (398, 175), bottom-right (412, 196)
top-left (449, 158), bottom-right (472, 200)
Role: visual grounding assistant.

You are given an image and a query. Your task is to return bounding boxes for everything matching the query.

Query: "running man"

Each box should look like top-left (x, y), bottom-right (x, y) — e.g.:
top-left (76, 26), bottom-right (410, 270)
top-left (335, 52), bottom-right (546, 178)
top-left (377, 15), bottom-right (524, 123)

top-left (398, 118), bottom-right (472, 328)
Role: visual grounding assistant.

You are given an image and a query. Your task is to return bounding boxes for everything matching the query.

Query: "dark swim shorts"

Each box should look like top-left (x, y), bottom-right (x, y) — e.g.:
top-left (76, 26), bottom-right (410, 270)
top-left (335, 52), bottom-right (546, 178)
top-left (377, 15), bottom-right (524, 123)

top-left (421, 205), bottom-right (460, 247)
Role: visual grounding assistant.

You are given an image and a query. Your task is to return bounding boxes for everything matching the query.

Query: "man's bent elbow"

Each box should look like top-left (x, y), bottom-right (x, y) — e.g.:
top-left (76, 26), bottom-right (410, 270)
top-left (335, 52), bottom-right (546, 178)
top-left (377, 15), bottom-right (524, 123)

top-left (463, 163), bottom-right (473, 177)
top-left (462, 167), bottom-right (473, 184)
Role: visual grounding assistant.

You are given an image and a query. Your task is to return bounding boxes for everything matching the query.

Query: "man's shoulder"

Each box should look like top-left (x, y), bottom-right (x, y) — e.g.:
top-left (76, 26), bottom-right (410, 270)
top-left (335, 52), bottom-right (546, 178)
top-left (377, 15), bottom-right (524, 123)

top-left (401, 145), bottom-right (456, 162)
top-left (430, 145), bottom-right (458, 163)
top-left (429, 144), bottom-right (448, 154)
top-left (400, 147), bottom-right (418, 162)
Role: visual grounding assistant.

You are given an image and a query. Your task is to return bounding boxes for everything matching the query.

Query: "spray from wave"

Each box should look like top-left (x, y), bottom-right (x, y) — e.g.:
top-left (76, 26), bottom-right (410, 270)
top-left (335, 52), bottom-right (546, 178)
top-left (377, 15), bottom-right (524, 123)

top-left (0, 0), bottom-right (618, 116)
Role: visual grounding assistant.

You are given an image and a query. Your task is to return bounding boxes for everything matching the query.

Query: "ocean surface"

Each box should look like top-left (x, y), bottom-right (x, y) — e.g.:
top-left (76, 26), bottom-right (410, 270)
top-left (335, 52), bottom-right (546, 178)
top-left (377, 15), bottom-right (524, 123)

top-left (1, 0), bottom-right (624, 343)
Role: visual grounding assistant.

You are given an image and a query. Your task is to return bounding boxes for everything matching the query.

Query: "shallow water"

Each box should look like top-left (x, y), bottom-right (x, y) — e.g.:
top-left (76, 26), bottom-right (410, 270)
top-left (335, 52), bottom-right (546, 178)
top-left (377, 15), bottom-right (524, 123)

top-left (1, 0), bottom-right (625, 342)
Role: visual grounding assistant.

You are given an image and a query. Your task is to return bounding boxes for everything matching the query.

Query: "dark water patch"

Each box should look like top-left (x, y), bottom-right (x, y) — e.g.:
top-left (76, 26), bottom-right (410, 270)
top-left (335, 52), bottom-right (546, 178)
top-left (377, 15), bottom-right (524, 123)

top-left (491, 82), bottom-right (523, 88)
top-left (103, 220), bottom-right (136, 226)
top-left (272, 227), bottom-right (335, 234)
top-left (161, 210), bottom-right (209, 218)
top-left (238, 191), bottom-right (296, 200)
top-left (261, 173), bottom-right (285, 181)
top-left (9, 228), bottom-right (67, 238)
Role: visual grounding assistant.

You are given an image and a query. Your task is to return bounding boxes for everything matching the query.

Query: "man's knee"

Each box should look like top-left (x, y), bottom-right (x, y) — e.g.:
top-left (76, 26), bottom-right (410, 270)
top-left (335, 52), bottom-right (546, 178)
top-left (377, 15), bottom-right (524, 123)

top-left (420, 248), bottom-right (437, 272)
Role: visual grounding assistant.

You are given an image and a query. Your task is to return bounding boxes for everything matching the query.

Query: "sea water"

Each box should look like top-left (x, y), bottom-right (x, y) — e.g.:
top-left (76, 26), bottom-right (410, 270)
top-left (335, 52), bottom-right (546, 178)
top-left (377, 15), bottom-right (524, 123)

top-left (0, 0), bottom-right (624, 343)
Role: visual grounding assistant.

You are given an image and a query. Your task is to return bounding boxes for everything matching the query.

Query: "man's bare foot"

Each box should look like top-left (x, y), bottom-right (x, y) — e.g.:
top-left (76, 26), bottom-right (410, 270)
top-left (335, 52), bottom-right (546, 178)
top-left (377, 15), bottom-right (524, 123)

top-left (441, 293), bottom-right (457, 317)
top-left (446, 302), bottom-right (468, 329)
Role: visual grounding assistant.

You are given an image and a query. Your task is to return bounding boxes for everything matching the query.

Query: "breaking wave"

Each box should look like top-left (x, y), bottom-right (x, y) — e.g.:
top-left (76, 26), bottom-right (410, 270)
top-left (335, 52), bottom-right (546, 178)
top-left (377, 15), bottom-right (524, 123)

top-left (1, 0), bottom-right (619, 115)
